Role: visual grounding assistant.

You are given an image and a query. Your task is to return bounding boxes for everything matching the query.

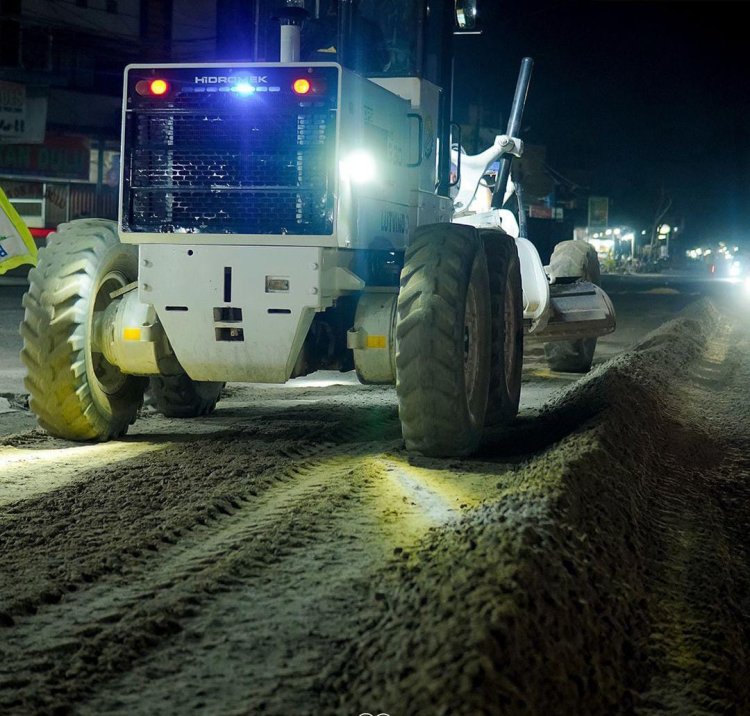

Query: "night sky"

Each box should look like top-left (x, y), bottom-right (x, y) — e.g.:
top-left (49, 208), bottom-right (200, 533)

top-left (454, 0), bottom-right (750, 245)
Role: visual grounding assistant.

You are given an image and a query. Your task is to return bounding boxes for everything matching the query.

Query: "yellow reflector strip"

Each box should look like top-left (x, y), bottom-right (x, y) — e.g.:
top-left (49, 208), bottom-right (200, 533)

top-left (366, 335), bottom-right (387, 349)
top-left (123, 327), bottom-right (141, 341)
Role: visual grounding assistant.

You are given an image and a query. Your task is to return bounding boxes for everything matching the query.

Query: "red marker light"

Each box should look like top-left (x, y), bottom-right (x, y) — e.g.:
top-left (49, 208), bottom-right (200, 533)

top-left (135, 79), bottom-right (170, 97)
top-left (293, 78), bottom-right (311, 95)
top-left (149, 79), bottom-right (169, 96)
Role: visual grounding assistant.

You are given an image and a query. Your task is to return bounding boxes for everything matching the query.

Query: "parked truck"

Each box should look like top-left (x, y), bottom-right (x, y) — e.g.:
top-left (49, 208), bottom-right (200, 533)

top-left (20, 0), bottom-right (614, 457)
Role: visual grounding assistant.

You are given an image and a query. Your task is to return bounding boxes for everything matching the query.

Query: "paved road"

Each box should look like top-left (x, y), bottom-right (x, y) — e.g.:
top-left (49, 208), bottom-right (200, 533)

top-left (0, 283), bottom-right (26, 396)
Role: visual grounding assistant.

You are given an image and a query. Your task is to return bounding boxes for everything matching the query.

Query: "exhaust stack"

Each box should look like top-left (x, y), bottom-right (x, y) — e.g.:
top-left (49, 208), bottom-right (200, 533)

top-left (277, 1), bottom-right (308, 62)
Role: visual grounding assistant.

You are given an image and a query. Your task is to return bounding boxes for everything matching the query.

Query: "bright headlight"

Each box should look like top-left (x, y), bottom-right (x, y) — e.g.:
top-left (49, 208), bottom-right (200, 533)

top-left (340, 150), bottom-right (377, 184)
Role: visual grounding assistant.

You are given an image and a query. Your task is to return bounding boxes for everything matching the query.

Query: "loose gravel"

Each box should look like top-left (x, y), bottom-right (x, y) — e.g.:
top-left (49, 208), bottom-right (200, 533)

top-left (0, 299), bottom-right (748, 715)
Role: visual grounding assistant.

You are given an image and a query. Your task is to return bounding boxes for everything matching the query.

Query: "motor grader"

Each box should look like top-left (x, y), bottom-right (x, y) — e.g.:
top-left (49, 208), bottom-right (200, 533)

top-left (20, 0), bottom-right (614, 457)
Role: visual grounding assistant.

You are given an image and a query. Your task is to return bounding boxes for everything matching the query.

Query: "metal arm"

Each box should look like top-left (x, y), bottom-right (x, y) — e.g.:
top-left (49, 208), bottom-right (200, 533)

top-left (451, 134), bottom-right (523, 214)
top-left (491, 57), bottom-right (534, 209)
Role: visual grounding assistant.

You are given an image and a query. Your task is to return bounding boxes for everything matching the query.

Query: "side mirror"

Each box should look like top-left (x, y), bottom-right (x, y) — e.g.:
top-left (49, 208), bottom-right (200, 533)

top-left (454, 0), bottom-right (478, 30)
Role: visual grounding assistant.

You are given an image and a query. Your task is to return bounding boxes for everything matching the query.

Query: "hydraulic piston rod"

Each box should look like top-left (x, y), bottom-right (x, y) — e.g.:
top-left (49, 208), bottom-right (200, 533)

top-left (492, 57), bottom-right (534, 209)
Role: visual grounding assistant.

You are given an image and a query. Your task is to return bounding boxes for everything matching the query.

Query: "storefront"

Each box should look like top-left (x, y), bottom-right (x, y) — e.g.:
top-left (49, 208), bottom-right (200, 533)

top-left (0, 133), bottom-right (119, 243)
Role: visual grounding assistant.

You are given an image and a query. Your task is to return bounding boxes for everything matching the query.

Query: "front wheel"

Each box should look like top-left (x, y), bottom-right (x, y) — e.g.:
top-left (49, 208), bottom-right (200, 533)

top-left (20, 219), bottom-right (147, 440)
top-left (396, 223), bottom-right (491, 457)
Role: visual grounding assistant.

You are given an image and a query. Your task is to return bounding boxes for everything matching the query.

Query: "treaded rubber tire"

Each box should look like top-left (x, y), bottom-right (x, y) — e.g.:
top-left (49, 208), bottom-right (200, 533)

top-left (148, 375), bottom-right (224, 418)
top-left (20, 219), bottom-right (147, 440)
top-left (544, 240), bottom-right (601, 373)
top-left (480, 229), bottom-right (523, 427)
top-left (396, 223), bottom-right (491, 457)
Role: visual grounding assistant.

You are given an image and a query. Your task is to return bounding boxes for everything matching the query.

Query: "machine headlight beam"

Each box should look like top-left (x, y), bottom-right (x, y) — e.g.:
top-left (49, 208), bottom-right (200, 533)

top-left (340, 150), bottom-right (377, 184)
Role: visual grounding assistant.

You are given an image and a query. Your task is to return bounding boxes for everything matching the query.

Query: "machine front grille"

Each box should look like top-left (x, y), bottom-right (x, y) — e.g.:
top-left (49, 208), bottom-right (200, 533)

top-left (122, 68), bottom-right (338, 236)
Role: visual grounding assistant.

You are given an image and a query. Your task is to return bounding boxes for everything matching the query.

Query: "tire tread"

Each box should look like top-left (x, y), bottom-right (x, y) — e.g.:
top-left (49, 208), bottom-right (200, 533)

top-left (20, 219), bottom-right (145, 440)
top-left (396, 223), bottom-right (489, 456)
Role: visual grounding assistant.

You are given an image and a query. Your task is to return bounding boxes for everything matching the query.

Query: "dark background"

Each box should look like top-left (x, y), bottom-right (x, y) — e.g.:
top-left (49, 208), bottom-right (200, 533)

top-left (454, 0), bottom-right (750, 245)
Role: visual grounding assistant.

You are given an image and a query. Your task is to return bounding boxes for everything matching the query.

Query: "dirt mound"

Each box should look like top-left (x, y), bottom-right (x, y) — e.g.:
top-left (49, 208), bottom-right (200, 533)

top-left (320, 299), bottom-right (750, 715)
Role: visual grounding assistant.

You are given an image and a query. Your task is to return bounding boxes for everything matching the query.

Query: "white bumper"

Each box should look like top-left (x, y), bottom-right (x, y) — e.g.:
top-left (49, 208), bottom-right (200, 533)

top-left (138, 244), bottom-right (333, 382)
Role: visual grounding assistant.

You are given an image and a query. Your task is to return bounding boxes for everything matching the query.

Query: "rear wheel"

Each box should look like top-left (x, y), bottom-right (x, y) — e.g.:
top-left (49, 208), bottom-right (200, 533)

top-left (396, 223), bottom-right (491, 457)
top-left (544, 240), bottom-right (601, 373)
top-left (148, 375), bottom-right (224, 418)
top-left (20, 219), bottom-right (147, 440)
top-left (481, 229), bottom-right (523, 427)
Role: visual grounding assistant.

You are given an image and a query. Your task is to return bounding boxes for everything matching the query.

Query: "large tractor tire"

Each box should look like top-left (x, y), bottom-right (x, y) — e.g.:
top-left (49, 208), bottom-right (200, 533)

top-left (20, 219), bottom-right (147, 440)
top-left (480, 229), bottom-right (524, 427)
top-left (544, 240), bottom-right (601, 373)
top-left (148, 375), bottom-right (224, 418)
top-left (396, 223), bottom-right (492, 457)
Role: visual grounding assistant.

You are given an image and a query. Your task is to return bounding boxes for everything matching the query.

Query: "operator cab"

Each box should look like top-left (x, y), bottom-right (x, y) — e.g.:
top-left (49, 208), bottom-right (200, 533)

top-left (281, 0), bottom-right (479, 196)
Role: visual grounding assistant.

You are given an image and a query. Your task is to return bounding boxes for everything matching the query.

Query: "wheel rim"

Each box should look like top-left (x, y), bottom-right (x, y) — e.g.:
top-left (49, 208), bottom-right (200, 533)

top-left (90, 270), bottom-right (129, 395)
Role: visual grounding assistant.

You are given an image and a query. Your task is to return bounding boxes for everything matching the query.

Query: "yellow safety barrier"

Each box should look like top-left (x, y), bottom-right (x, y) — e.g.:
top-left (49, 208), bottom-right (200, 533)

top-left (0, 186), bottom-right (37, 275)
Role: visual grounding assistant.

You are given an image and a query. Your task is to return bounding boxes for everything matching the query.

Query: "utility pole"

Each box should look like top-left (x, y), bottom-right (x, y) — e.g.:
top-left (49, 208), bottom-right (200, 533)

top-left (649, 186), bottom-right (672, 258)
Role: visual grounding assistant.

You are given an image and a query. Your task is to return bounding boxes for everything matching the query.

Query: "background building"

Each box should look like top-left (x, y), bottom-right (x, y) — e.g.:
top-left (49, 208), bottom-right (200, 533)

top-left (0, 0), bottom-right (218, 237)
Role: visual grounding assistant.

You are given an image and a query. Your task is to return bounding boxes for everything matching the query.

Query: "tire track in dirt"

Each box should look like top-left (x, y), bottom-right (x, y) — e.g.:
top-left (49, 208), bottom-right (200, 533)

top-left (1, 435), bottom-right (509, 715)
top-left (0, 397), bottom-right (443, 714)
top-left (79, 452), bottom-right (412, 715)
top-left (2, 452), bottom-right (371, 714)
top-left (0, 402), bottom-right (399, 622)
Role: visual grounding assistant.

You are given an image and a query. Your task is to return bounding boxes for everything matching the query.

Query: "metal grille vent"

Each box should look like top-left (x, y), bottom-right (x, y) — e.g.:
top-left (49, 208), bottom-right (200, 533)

top-left (123, 97), bottom-right (336, 236)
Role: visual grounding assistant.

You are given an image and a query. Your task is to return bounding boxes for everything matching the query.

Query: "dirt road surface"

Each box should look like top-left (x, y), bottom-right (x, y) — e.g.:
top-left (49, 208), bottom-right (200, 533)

top-left (1, 274), bottom-right (749, 715)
